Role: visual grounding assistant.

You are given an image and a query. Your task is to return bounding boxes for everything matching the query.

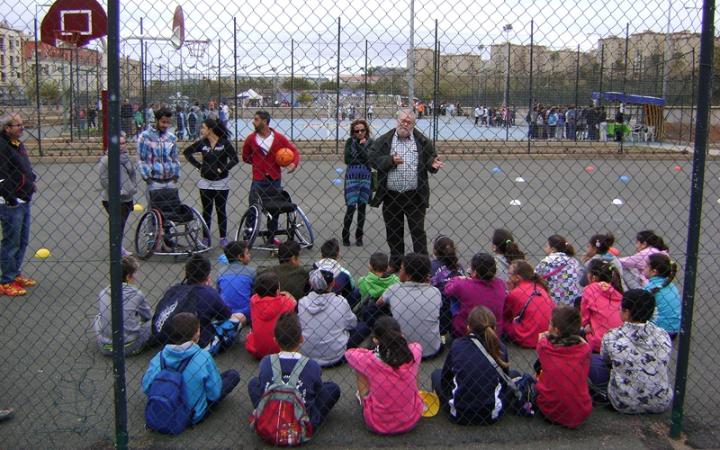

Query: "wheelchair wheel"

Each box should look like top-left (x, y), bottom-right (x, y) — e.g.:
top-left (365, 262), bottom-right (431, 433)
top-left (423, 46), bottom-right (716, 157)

top-left (134, 210), bottom-right (161, 260)
top-left (288, 206), bottom-right (314, 249)
top-left (235, 205), bottom-right (260, 248)
top-left (185, 207), bottom-right (211, 253)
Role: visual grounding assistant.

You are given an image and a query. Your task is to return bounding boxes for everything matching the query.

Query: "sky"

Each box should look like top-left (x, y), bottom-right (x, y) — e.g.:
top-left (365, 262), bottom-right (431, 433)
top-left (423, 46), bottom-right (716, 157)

top-left (9, 0), bottom-right (711, 77)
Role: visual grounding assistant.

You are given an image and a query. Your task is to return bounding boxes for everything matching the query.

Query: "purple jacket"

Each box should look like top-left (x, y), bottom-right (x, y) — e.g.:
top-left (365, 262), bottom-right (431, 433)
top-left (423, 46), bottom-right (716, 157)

top-left (445, 277), bottom-right (506, 338)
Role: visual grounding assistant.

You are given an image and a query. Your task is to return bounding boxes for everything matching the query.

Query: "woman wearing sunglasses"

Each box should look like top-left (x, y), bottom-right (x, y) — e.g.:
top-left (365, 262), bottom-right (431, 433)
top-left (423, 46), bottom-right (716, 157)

top-left (342, 119), bottom-right (373, 246)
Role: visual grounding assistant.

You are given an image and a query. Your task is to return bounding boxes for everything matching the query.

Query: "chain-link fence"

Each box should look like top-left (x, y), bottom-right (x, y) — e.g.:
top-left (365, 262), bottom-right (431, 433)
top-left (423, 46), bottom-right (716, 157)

top-left (0, 0), bottom-right (718, 448)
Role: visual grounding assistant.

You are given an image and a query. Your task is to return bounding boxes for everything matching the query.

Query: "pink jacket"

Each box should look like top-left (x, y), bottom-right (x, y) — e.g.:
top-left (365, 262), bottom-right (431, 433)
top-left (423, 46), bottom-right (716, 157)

top-left (618, 247), bottom-right (668, 285)
top-left (581, 282), bottom-right (623, 353)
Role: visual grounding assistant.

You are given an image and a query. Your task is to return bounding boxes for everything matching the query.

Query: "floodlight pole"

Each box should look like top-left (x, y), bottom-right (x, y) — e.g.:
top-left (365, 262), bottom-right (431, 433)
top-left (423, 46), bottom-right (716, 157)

top-left (33, 18), bottom-right (43, 156)
top-left (408, 0), bottom-right (415, 107)
top-left (140, 18), bottom-right (146, 124)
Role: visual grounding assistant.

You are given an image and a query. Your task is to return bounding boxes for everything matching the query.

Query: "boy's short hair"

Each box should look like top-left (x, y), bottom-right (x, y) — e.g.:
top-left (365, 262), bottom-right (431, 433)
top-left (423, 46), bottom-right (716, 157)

top-left (185, 254), bottom-right (211, 284)
top-left (275, 311), bottom-right (302, 350)
top-left (167, 312), bottom-right (199, 345)
top-left (121, 255), bottom-right (139, 282)
top-left (402, 253), bottom-right (431, 282)
top-left (621, 289), bottom-right (656, 323)
top-left (471, 252), bottom-right (497, 280)
top-left (277, 241), bottom-right (301, 264)
top-left (224, 240), bottom-right (249, 263)
top-left (255, 110), bottom-right (271, 124)
top-left (369, 252), bottom-right (389, 273)
top-left (320, 238), bottom-right (340, 259)
top-left (255, 271), bottom-right (280, 297)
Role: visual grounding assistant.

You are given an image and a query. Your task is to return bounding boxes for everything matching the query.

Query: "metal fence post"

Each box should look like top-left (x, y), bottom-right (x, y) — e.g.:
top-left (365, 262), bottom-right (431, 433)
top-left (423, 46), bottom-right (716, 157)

top-left (669, 0), bottom-right (715, 438)
top-left (107, 0), bottom-right (128, 447)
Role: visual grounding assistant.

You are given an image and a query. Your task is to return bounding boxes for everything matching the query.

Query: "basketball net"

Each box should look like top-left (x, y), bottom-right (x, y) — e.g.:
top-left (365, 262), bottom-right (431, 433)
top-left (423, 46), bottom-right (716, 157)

top-left (185, 41), bottom-right (209, 70)
top-left (54, 30), bottom-right (83, 49)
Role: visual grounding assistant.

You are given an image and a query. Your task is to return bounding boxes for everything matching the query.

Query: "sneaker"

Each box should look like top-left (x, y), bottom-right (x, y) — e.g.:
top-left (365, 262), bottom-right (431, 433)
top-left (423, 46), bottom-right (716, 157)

top-left (120, 248), bottom-right (132, 258)
top-left (219, 237), bottom-right (228, 248)
top-left (1, 282), bottom-right (26, 296)
top-left (342, 238), bottom-right (351, 247)
top-left (14, 275), bottom-right (37, 287)
top-left (356, 238), bottom-right (363, 247)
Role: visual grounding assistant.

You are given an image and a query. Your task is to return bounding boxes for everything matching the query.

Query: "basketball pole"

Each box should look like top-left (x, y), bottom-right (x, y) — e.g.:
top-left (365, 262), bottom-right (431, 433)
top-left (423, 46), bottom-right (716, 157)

top-left (233, 17), bottom-right (238, 149)
top-left (335, 17), bottom-right (340, 155)
top-left (33, 18), bottom-right (44, 156)
top-left (106, 0), bottom-right (129, 445)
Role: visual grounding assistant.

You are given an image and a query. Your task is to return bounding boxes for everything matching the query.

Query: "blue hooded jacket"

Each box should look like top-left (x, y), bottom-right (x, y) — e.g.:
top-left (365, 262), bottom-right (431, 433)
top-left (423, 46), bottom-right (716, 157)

top-left (142, 342), bottom-right (222, 424)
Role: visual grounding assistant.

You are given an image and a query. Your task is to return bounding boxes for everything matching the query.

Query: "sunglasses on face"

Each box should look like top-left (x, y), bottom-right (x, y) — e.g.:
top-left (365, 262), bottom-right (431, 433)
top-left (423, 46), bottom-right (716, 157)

top-left (353, 128), bottom-right (366, 133)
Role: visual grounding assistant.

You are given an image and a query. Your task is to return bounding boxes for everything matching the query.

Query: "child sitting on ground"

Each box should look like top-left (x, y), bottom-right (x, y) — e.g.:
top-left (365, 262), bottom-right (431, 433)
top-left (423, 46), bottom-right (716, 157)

top-left (345, 316), bottom-right (423, 435)
top-left (248, 311), bottom-right (341, 431)
top-left (312, 238), bottom-right (357, 305)
top-left (377, 253), bottom-right (442, 359)
top-left (152, 255), bottom-right (243, 354)
top-left (142, 313), bottom-right (240, 431)
top-left (535, 306), bottom-right (592, 429)
top-left (259, 240), bottom-right (310, 301)
top-left (245, 271), bottom-right (297, 359)
top-left (491, 229), bottom-right (525, 283)
top-left (217, 240), bottom-right (255, 326)
top-left (445, 253), bottom-right (507, 338)
top-left (590, 289), bottom-right (673, 414)
top-left (580, 260), bottom-right (624, 353)
top-left (618, 230), bottom-right (669, 289)
top-left (298, 269), bottom-right (368, 366)
top-left (535, 234), bottom-right (582, 306)
top-left (579, 233), bottom-right (624, 289)
top-left (429, 236), bottom-right (465, 338)
top-left (432, 306), bottom-right (511, 425)
top-left (644, 253), bottom-right (681, 336)
top-left (356, 252), bottom-right (399, 314)
top-left (503, 260), bottom-right (554, 349)
top-left (94, 256), bottom-right (152, 356)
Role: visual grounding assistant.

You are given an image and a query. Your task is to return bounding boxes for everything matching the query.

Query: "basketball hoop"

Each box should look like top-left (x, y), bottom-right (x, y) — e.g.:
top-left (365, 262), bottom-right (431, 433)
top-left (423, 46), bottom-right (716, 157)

top-left (185, 40), bottom-right (209, 69)
top-left (54, 30), bottom-right (83, 49)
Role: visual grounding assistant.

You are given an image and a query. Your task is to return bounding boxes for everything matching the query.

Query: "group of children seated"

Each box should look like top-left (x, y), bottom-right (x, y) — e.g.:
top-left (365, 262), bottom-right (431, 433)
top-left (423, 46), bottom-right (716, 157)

top-left (93, 228), bottom-right (681, 440)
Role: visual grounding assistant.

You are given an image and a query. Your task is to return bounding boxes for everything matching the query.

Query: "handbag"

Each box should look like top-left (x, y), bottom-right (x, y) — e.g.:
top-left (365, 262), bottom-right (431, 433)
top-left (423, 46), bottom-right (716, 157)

top-left (513, 286), bottom-right (542, 324)
top-left (471, 337), bottom-right (535, 417)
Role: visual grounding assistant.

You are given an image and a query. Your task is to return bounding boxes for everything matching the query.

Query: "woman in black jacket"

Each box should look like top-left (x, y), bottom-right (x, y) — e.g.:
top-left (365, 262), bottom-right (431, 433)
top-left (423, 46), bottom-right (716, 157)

top-left (342, 119), bottom-right (373, 246)
top-left (183, 118), bottom-right (238, 248)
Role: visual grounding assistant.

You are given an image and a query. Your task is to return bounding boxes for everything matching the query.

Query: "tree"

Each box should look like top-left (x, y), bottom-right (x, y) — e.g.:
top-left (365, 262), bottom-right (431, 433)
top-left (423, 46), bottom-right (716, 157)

top-left (280, 77), bottom-right (315, 90)
top-left (297, 92), bottom-right (313, 104)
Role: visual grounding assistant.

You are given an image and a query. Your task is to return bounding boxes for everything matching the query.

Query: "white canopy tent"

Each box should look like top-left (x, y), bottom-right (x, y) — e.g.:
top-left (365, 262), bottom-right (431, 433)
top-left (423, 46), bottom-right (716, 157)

top-left (238, 89), bottom-right (264, 107)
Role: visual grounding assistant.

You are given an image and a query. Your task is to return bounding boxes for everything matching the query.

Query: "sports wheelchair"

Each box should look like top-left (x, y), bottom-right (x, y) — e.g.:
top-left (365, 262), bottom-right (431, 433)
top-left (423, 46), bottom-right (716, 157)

top-left (235, 186), bottom-right (314, 251)
top-left (134, 187), bottom-right (211, 259)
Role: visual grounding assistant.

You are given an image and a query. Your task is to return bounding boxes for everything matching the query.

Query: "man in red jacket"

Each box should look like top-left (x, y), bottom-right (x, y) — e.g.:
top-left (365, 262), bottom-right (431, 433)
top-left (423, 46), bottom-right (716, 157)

top-left (242, 111), bottom-right (300, 244)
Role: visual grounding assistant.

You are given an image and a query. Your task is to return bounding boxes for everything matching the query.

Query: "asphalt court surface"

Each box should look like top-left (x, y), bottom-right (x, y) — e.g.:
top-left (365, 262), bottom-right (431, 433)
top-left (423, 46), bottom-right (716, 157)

top-left (1, 156), bottom-right (719, 448)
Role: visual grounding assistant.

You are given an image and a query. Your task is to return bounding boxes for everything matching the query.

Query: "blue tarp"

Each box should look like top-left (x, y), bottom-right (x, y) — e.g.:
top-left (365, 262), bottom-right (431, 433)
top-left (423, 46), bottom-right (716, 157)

top-left (591, 91), bottom-right (666, 106)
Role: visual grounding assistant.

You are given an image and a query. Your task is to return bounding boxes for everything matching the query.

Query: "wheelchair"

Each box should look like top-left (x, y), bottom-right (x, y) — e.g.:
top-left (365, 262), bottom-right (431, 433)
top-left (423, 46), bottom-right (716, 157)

top-left (134, 187), bottom-right (211, 259)
top-left (235, 186), bottom-right (314, 252)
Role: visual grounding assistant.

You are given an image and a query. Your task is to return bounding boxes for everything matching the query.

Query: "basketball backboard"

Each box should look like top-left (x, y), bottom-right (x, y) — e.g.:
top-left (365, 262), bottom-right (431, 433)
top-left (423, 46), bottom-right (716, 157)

top-left (170, 5), bottom-right (185, 50)
top-left (40, 0), bottom-right (107, 48)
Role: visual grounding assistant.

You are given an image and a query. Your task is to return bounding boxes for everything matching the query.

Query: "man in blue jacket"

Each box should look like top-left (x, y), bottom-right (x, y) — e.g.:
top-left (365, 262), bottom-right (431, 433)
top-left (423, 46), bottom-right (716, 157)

top-left (0, 114), bottom-right (37, 296)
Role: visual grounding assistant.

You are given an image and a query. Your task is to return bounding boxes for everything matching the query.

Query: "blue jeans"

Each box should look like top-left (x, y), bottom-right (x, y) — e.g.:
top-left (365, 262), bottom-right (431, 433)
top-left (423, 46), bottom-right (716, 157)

top-left (0, 202), bottom-right (31, 284)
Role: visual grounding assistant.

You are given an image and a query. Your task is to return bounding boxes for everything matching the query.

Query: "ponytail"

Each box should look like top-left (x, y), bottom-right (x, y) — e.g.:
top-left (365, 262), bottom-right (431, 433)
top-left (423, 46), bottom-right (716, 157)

top-left (548, 234), bottom-right (575, 257)
top-left (510, 260), bottom-right (549, 292)
top-left (433, 235), bottom-right (460, 271)
top-left (492, 229), bottom-right (526, 263)
top-left (589, 233), bottom-right (613, 254)
top-left (467, 306), bottom-right (509, 370)
top-left (587, 259), bottom-right (623, 294)
top-left (373, 316), bottom-right (414, 369)
top-left (636, 230), bottom-right (669, 252)
top-left (647, 253), bottom-right (677, 294)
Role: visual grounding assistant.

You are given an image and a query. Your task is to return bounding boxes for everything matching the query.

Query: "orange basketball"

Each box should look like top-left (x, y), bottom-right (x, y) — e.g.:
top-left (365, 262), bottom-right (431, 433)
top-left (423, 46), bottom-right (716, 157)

top-left (275, 147), bottom-right (295, 167)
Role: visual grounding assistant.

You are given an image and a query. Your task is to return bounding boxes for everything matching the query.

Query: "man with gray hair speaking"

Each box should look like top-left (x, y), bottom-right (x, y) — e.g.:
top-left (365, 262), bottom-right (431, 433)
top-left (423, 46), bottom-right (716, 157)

top-left (0, 113), bottom-right (37, 296)
top-left (369, 109), bottom-right (443, 269)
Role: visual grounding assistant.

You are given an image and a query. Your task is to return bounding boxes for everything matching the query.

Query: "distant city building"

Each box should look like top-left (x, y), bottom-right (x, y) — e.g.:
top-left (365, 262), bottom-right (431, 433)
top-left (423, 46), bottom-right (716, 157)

top-left (0, 21), bottom-right (26, 104)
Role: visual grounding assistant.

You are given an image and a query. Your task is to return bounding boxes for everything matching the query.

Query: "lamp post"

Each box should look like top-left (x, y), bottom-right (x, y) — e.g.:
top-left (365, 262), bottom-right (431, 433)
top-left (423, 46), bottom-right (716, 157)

top-left (408, 0), bottom-right (415, 108)
top-left (502, 24), bottom-right (512, 108)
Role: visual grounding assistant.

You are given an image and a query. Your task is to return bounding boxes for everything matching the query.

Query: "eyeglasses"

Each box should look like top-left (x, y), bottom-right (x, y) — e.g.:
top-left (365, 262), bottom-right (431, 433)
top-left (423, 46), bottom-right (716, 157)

top-left (353, 128), bottom-right (366, 133)
top-left (7, 124), bottom-right (24, 128)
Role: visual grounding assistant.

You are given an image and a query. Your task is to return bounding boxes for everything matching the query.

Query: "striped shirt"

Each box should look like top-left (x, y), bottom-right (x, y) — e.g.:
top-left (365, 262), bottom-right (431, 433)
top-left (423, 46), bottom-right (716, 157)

top-left (387, 132), bottom-right (418, 192)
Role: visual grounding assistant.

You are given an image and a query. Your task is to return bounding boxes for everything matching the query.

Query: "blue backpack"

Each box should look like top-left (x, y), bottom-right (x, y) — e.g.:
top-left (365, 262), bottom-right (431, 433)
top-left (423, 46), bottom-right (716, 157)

top-left (145, 353), bottom-right (196, 435)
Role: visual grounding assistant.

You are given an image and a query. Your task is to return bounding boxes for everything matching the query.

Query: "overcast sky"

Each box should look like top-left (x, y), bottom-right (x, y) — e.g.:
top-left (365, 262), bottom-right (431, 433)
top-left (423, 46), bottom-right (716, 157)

top-left (11, 0), bottom-right (711, 76)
